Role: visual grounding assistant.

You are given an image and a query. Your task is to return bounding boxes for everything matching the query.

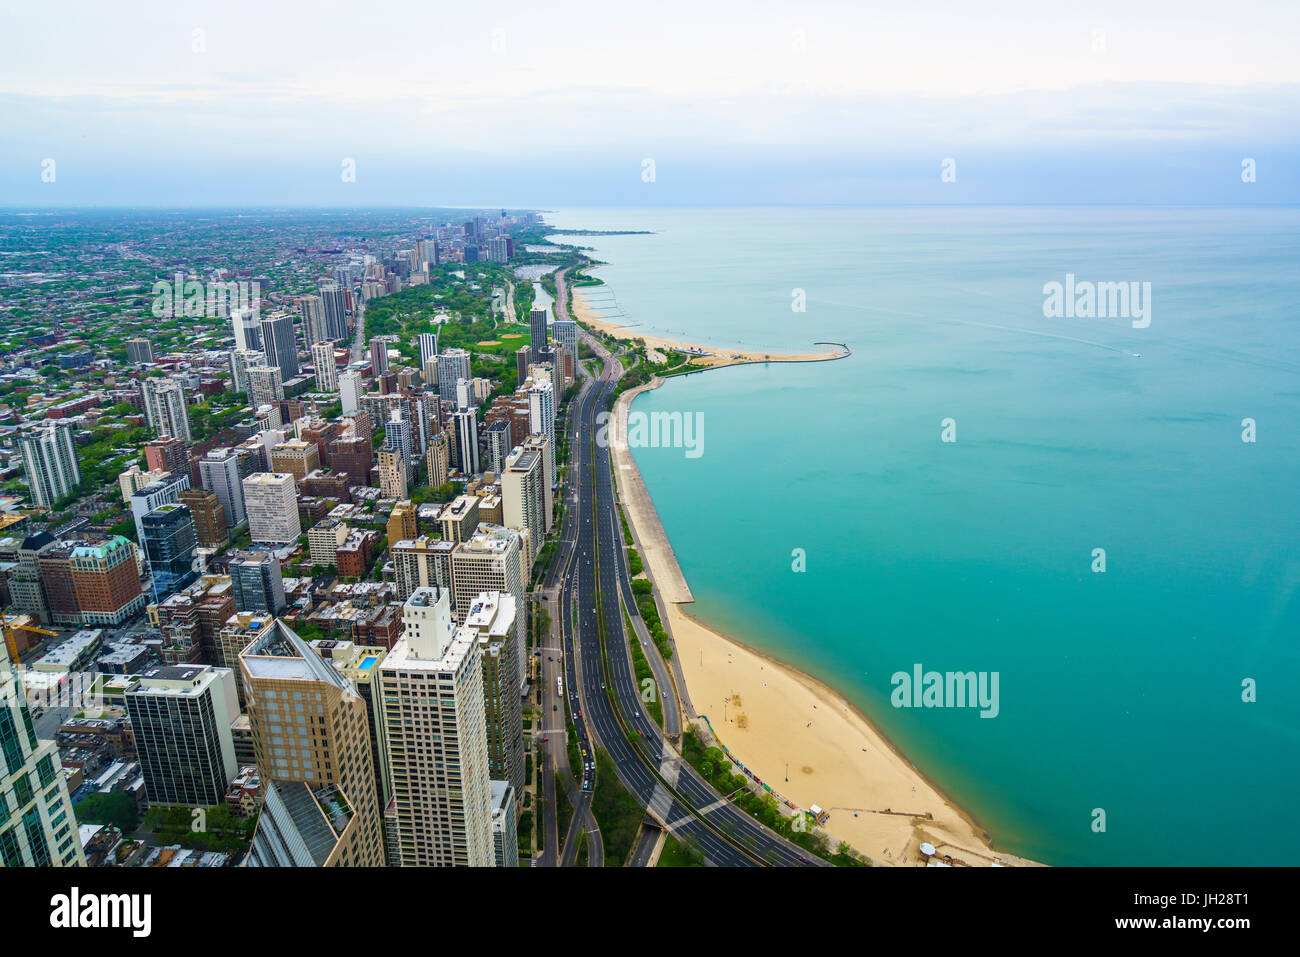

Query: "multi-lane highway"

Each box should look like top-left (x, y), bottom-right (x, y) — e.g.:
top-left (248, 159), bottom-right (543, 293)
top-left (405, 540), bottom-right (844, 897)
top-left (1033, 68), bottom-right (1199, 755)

top-left (549, 269), bottom-right (826, 867)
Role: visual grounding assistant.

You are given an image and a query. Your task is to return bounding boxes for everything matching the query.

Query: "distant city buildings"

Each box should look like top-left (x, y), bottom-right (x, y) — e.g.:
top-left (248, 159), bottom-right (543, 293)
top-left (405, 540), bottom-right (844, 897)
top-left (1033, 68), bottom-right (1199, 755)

top-left (125, 336), bottom-right (155, 364)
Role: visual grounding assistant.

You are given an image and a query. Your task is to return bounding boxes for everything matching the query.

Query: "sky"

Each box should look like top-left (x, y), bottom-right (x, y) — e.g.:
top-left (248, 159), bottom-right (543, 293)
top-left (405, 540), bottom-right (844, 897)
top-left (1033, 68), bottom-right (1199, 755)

top-left (1, 0), bottom-right (1298, 205)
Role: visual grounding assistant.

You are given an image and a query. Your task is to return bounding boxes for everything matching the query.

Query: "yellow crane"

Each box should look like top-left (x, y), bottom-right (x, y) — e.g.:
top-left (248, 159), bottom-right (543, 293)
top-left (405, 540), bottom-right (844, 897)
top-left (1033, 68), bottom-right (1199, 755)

top-left (2, 610), bottom-right (57, 663)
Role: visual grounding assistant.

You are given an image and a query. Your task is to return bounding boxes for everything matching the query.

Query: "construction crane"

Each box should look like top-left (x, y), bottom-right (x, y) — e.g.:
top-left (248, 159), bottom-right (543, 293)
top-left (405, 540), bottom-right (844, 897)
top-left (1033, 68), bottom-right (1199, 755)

top-left (2, 610), bottom-right (57, 663)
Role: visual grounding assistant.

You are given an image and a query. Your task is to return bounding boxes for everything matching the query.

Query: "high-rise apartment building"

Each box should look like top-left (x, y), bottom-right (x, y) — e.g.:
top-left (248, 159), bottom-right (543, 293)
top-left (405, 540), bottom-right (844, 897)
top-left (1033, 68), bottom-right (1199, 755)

top-left (553, 319), bottom-right (578, 367)
top-left (490, 781), bottom-right (518, 868)
top-left (0, 667), bottom-right (86, 866)
top-left (502, 447), bottom-right (545, 564)
top-left (308, 518), bottom-right (348, 566)
top-left (369, 338), bottom-right (389, 377)
top-left (177, 488), bottom-right (229, 548)
top-left (231, 305), bottom-right (262, 352)
top-left (228, 550), bottom-right (286, 615)
top-left (453, 410), bottom-right (479, 475)
top-left (463, 592), bottom-right (524, 798)
top-left (260, 311), bottom-right (300, 381)
top-left (312, 342), bottom-right (339, 392)
top-left (144, 436), bottom-right (188, 475)
top-left (529, 306), bottom-right (548, 355)
top-left (391, 536), bottom-right (456, 601)
top-left (318, 282), bottom-right (348, 340)
top-left (451, 524), bottom-right (525, 684)
top-left (127, 664), bottom-right (238, 807)
top-left (387, 501), bottom-right (417, 544)
top-left (425, 432), bottom-right (450, 488)
top-left (339, 370), bottom-right (363, 416)
top-left (199, 447), bottom-right (249, 528)
top-left (229, 348), bottom-right (264, 394)
top-left (242, 472), bottom-right (301, 545)
top-left (247, 365), bottom-right (285, 411)
top-left (270, 439), bottom-right (320, 486)
top-left (527, 378), bottom-right (556, 482)
top-left (297, 294), bottom-right (327, 347)
top-left (484, 419), bottom-right (511, 474)
top-left (130, 471), bottom-right (191, 543)
top-left (379, 587), bottom-right (494, 866)
top-left (435, 348), bottom-right (470, 400)
top-left (376, 449), bottom-right (407, 499)
top-left (418, 332), bottom-right (438, 371)
top-left (20, 422), bottom-right (81, 508)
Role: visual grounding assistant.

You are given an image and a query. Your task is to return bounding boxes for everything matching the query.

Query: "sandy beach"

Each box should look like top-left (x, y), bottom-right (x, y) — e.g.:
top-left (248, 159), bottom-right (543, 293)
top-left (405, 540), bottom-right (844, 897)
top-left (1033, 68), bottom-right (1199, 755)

top-left (576, 287), bottom-right (1039, 867)
top-left (572, 289), bottom-right (846, 368)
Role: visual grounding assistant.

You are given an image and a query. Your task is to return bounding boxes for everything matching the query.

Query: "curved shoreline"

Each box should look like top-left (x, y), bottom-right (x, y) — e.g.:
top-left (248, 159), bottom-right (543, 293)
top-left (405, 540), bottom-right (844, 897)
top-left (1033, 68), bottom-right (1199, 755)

top-left (581, 289), bottom-right (1041, 867)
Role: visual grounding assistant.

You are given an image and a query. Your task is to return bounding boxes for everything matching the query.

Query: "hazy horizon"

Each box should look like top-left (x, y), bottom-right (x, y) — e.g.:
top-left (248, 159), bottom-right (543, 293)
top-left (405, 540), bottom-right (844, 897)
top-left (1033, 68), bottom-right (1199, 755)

top-left (4, 1), bottom-right (1299, 205)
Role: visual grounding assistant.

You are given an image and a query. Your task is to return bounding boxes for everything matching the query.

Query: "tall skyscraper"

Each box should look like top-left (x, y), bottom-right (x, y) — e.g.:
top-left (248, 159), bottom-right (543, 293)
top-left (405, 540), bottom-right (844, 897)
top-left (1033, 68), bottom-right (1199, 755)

top-left (242, 472), bottom-right (301, 545)
top-left (553, 319), bottom-right (578, 366)
top-left (312, 342), bottom-right (338, 392)
top-left (141, 503), bottom-right (198, 599)
top-left (260, 311), bottom-right (300, 381)
top-left (19, 422), bottom-right (81, 508)
top-left (369, 338), bottom-right (389, 377)
top-left (0, 667), bottom-right (87, 866)
top-left (199, 448), bottom-right (248, 528)
top-left (231, 305), bottom-right (262, 352)
top-left (379, 587), bottom-right (494, 866)
top-left (229, 348), bottom-right (264, 394)
top-left (529, 307), bottom-right (548, 354)
top-left (298, 294), bottom-right (328, 347)
top-left (140, 377), bottom-right (193, 443)
top-left (130, 471), bottom-right (191, 543)
top-left (228, 550), bottom-right (286, 615)
top-left (425, 432), bottom-right (450, 488)
top-left (436, 348), bottom-right (470, 399)
top-left (528, 378), bottom-right (556, 482)
top-left (502, 446), bottom-right (545, 563)
top-left (453, 410), bottom-right (479, 475)
top-left (319, 282), bottom-right (348, 340)
top-left (484, 419), bottom-right (512, 475)
top-left (127, 665), bottom-right (239, 807)
top-left (339, 370), bottom-right (363, 416)
top-left (241, 620), bottom-right (386, 867)
top-left (418, 332), bottom-right (438, 371)
top-left (515, 345), bottom-right (532, 384)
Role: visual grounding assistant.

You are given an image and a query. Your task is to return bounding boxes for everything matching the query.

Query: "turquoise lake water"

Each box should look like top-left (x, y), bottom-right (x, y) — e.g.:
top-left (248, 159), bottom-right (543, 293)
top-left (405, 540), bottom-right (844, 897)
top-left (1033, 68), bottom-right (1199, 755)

top-left (550, 205), bottom-right (1300, 866)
